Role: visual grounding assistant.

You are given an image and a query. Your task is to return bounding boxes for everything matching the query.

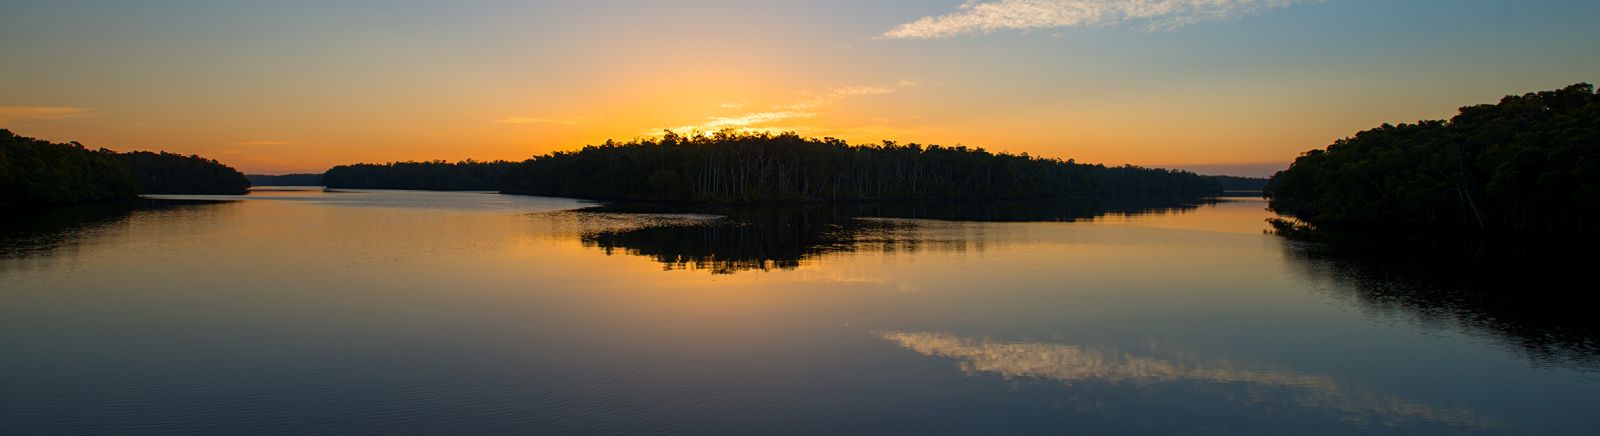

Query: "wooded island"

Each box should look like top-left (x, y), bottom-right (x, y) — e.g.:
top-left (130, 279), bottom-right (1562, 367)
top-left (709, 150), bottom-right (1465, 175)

top-left (502, 131), bottom-right (1220, 203)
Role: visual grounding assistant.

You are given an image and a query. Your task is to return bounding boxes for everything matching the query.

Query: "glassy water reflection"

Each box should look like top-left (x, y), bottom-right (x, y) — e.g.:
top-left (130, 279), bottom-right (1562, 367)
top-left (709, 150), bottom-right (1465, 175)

top-left (563, 196), bottom-right (1219, 275)
top-left (1, 189), bottom-right (1595, 434)
top-left (876, 331), bottom-right (1487, 429)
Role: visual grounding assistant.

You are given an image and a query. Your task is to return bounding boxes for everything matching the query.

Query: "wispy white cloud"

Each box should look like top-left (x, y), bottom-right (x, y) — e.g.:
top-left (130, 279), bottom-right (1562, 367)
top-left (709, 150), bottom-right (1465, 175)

top-left (0, 105), bottom-right (94, 123)
top-left (702, 111), bottom-right (818, 129)
top-left (659, 80), bottom-right (919, 135)
top-left (781, 80), bottom-right (918, 110)
top-left (880, 0), bottom-right (1306, 40)
top-left (494, 116), bottom-right (580, 125)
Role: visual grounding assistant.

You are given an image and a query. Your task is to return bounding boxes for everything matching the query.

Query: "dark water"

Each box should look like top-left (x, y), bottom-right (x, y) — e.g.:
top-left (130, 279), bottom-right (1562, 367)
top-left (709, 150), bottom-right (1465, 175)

top-left (2, 188), bottom-right (1596, 434)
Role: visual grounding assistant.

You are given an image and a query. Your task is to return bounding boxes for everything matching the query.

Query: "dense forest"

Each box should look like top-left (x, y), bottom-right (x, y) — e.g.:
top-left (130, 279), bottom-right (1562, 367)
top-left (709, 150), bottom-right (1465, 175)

top-left (1, 129), bottom-right (140, 208)
top-left (503, 131), bottom-right (1219, 203)
top-left (1266, 83), bottom-right (1599, 233)
top-left (323, 160), bottom-right (517, 191)
top-left (246, 173), bottom-right (324, 186)
top-left (1205, 175), bottom-right (1269, 191)
top-left (2, 129), bottom-right (249, 209)
top-left (121, 151), bottom-right (249, 195)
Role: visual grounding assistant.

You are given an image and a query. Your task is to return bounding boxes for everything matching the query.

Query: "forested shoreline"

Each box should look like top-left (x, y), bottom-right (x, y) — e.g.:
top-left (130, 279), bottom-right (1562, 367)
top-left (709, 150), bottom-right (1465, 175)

top-left (9, 128), bottom-right (1227, 207)
top-left (121, 151), bottom-right (249, 195)
top-left (503, 131), bottom-right (1219, 203)
top-left (1266, 84), bottom-right (1599, 234)
top-left (323, 160), bottom-right (516, 191)
top-left (2, 129), bottom-right (249, 209)
top-left (246, 173), bottom-right (323, 187)
top-left (1206, 175), bottom-right (1269, 191)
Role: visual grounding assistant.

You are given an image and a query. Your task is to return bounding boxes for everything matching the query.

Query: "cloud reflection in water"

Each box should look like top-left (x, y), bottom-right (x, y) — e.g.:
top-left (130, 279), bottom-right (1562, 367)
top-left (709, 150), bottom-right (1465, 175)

top-left (877, 331), bottom-right (1489, 429)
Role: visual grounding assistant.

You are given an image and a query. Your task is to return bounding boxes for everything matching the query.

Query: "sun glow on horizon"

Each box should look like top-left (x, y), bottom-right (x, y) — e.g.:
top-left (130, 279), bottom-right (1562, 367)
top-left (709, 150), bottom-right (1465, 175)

top-left (4, 2), bottom-right (1596, 177)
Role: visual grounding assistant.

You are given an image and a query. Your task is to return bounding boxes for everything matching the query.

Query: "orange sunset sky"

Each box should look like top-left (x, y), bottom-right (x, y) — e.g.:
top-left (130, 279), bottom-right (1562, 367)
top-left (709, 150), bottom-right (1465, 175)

top-left (4, 1), bottom-right (1598, 177)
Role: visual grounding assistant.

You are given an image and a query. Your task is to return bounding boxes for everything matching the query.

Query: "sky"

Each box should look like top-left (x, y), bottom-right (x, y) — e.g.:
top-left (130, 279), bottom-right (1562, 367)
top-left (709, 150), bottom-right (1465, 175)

top-left (2, 0), bottom-right (1597, 177)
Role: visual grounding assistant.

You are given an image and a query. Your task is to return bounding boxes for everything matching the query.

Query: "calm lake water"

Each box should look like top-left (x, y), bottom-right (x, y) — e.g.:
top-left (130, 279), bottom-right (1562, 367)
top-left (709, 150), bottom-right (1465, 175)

top-left (2, 188), bottom-right (1596, 434)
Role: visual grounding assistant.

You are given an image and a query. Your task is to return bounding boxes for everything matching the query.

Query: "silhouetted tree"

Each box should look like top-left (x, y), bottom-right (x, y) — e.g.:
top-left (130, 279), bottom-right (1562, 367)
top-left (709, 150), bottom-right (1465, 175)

top-left (1205, 175), bottom-right (1270, 191)
top-left (503, 130), bottom-right (1219, 203)
top-left (120, 151), bottom-right (250, 195)
top-left (246, 173), bottom-right (324, 186)
top-left (2, 130), bottom-right (250, 208)
top-left (1, 129), bottom-right (140, 208)
top-left (323, 160), bottom-right (517, 190)
top-left (1266, 83), bottom-right (1600, 233)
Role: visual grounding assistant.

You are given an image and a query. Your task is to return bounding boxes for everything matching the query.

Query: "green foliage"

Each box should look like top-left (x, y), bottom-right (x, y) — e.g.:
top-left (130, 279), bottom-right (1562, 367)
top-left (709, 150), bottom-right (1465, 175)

top-left (1266, 83), bottom-right (1600, 233)
top-left (120, 151), bottom-right (250, 195)
top-left (503, 131), bottom-right (1218, 203)
top-left (323, 160), bottom-right (517, 191)
top-left (1, 129), bottom-right (140, 208)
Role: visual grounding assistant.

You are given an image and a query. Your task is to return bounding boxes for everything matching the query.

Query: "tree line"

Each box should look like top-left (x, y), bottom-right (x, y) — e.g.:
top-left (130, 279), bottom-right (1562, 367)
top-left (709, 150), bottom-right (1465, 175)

top-left (1266, 83), bottom-right (1600, 234)
top-left (2, 129), bottom-right (248, 209)
top-left (1205, 175), bottom-right (1269, 191)
top-left (246, 173), bottom-right (323, 186)
top-left (322, 160), bottom-right (517, 191)
top-left (503, 131), bottom-right (1219, 203)
top-left (120, 151), bottom-right (250, 195)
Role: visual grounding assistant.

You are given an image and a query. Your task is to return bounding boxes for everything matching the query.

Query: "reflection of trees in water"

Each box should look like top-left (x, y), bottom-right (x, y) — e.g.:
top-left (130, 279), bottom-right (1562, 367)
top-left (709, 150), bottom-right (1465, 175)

top-left (1, 203), bottom-right (136, 261)
top-left (573, 196), bottom-right (1215, 274)
top-left (1281, 236), bottom-right (1600, 370)
top-left (580, 210), bottom-right (943, 275)
top-left (0, 200), bottom-right (226, 262)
